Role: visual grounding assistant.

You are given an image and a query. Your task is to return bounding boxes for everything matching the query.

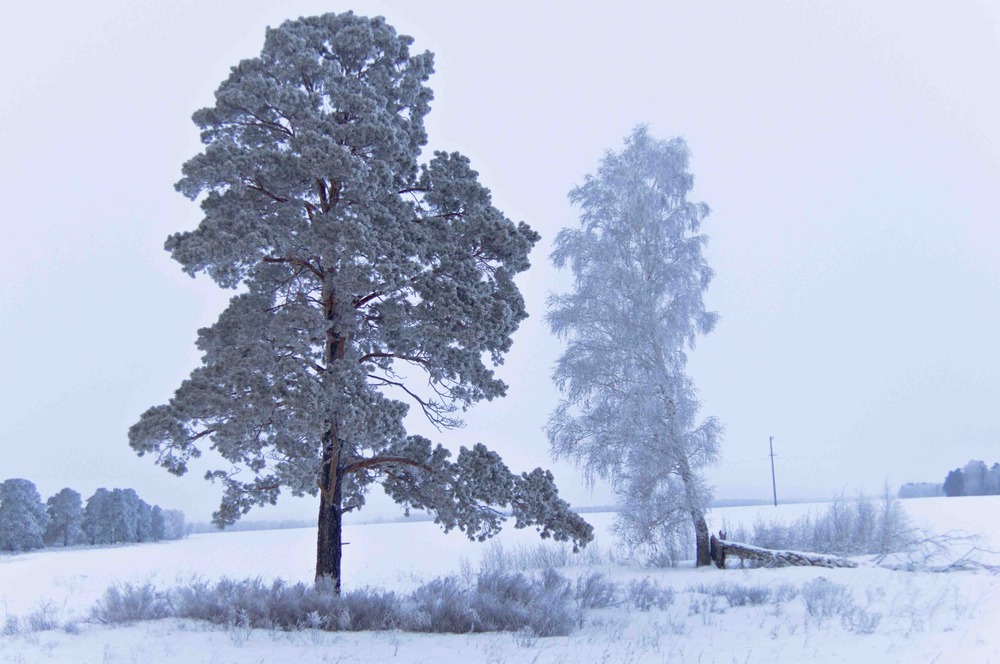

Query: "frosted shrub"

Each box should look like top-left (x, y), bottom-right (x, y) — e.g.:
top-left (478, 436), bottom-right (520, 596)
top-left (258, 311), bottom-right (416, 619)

top-left (476, 570), bottom-right (573, 637)
top-left (841, 606), bottom-right (882, 634)
top-left (690, 582), bottom-right (771, 607)
top-left (91, 583), bottom-right (171, 625)
top-left (407, 570), bottom-right (576, 636)
top-left (2, 602), bottom-right (65, 635)
top-left (627, 578), bottom-right (675, 611)
top-left (341, 588), bottom-right (401, 631)
top-left (85, 571), bottom-right (578, 636)
top-left (575, 572), bottom-right (620, 609)
top-left (1, 609), bottom-right (62, 637)
top-left (407, 577), bottom-right (477, 633)
top-left (172, 577), bottom-right (341, 630)
top-left (801, 578), bottom-right (854, 623)
top-left (773, 583), bottom-right (800, 603)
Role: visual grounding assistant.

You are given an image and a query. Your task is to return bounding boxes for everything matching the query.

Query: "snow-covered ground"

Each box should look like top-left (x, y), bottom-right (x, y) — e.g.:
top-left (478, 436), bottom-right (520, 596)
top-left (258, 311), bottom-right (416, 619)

top-left (2, 497), bottom-right (999, 663)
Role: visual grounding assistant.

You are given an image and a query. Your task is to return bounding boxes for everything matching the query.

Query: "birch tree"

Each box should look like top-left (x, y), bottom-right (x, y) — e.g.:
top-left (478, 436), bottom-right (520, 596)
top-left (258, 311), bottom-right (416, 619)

top-left (547, 127), bottom-right (721, 566)
top-left (129, 12), bottom-right (592, 589)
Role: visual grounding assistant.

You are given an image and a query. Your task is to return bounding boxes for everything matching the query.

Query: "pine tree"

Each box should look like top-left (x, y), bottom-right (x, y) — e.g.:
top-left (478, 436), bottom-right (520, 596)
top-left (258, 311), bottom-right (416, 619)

top-left (82, 488), bottom-right (114, 545)
top-left (107, 488), bottom-right (141, 543)
top-left (943, 468), bottom-right (966, 497)
top-left (150, 505), bottom-right (166, 541)
top-left (136, 500), bottom-right (154, 542)
top-left (547, 127), bottom-right (721, 566)
top-left (43, 488), bottom-right (84, 547)
top-left (0, 478), bottom-right (50, 552)
top-left (962, 460), bottom-right (989, 496)
top-left (128, 12), bottom-right (592, 588)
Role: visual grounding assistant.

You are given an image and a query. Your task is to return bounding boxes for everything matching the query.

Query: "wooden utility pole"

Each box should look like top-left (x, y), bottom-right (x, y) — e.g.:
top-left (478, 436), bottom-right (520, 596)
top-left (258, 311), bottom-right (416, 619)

top-left (769, 436), bottom-right (777, 507)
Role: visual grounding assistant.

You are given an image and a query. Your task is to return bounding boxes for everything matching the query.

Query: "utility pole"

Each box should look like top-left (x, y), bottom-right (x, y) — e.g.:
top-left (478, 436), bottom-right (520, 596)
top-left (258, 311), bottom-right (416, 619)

top-left (769, 436), bottom-right (778, 507)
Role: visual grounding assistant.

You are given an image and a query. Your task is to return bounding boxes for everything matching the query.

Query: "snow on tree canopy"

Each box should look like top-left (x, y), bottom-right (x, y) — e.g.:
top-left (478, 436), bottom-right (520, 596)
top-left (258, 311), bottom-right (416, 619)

top-left (128, 11), bottom-right (592, 587)
top-left (0, 478), bottom-right (49, 552)
top-left (547, 126), bottom-right (721, 566)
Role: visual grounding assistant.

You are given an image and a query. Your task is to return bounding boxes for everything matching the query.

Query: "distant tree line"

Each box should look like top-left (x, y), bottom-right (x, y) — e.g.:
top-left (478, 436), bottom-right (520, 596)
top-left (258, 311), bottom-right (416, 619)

top-left (0, 478), bottom-right (185, 552)
top-left (186, 518), bottom-right (314, 534)
top-left (942, 460), bottom-right (1000, 498)
top-left (897, 482), bottom-right (944, 499)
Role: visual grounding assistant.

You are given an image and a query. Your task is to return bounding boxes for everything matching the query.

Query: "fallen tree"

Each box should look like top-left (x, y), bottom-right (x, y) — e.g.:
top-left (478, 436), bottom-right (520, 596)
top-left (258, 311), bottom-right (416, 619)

top-left (709, 531), bottom-right (859, 569)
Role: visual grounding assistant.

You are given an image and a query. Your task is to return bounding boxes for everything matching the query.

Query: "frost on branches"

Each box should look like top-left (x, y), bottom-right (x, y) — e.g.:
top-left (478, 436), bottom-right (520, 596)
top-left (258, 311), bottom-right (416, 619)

top-left (547, 127), bottom-right (721, 566)
top-left (129, 12), bottom-right (592, 589)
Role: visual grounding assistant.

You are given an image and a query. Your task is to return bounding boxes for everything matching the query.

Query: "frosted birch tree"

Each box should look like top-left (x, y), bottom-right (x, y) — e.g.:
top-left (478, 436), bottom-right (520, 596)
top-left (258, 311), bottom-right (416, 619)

top-left (547, 127), bottom-right (721, 566)
top-left (129, 12), bottom-right (591, 589)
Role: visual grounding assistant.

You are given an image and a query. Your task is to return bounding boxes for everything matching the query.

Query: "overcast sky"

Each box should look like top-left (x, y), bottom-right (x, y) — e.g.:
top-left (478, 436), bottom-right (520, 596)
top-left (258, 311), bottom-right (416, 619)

top-left (2, 1), bottom-right (998, 523)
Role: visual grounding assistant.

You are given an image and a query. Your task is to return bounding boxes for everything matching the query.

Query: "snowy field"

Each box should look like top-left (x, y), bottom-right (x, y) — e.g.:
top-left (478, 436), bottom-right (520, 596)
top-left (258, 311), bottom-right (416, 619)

top-left (2, 497), bottom-right (1000, 663)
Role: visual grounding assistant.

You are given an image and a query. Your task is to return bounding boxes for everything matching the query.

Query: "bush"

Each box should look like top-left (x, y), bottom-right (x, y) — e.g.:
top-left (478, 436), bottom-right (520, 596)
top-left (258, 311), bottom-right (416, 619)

top-left (626, 578), bottom-right (675, 611)
top-left (710, 583), bottom-right (771, 606)
top-left (801, 578), bottom-right (854, 622)
top-left (408, 569), bottom-right (576, 636)
top-left (341, 587), bottom-right (401, 631)
top-left (407, 576), bottom-right (478, 633)
top-left (575, 572), bottom-right (619, 609)
top-left (172, 577), bottom-right (342, 630)
top-left (841, 606), bottom-right (882, 634)
top-left (82, 569), bottom-right (579, 637)
top-left (91, 583), bottom-right (171, 625)
top-left (3, 603), bottom-right (63, 636)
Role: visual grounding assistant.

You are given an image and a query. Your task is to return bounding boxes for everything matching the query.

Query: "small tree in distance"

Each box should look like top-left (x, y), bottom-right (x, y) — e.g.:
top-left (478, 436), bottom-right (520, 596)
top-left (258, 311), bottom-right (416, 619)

top-left (547, 127), bottom-right (721, 566)
top-left (943, 468), bottom-right (965, 497)
top-left (129, 11), bottom-right (593, 589)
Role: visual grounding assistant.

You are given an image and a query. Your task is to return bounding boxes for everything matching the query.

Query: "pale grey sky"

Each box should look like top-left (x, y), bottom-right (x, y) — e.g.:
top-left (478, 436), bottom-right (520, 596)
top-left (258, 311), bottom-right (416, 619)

top-left (2, 1), bottom-right (998, 523)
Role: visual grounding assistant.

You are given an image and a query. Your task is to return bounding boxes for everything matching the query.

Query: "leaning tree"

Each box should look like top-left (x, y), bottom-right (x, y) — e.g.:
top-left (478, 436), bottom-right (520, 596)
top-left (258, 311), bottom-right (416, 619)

top-left (547, 127), bottom-right (721, 566)
top-left (129, 12), bottom-right (592, 588)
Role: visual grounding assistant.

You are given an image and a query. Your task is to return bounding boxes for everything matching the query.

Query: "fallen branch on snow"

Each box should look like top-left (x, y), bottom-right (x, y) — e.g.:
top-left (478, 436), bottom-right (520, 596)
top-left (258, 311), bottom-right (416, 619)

top-left (710, 532), bottom-right (858, 569)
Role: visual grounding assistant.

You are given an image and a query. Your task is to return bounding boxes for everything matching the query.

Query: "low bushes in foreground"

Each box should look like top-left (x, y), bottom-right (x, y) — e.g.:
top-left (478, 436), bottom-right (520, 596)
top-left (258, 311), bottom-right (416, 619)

top-left (89, 570), bottom-right (578, 637)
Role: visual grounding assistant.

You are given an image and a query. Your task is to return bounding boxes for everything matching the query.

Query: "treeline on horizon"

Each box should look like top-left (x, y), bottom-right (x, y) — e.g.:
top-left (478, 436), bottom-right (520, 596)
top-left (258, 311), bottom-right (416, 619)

top-left (0, 477), bottom-right (185, 553)
top-left (898, 459), bottom-right (1000, 499)
top-left (942, 460), bottom-right (1000, 497)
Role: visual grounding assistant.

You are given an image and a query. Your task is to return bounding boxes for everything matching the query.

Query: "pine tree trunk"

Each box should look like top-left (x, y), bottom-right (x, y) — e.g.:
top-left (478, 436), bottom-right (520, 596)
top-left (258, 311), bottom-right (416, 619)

top-left (316, 432), bottom-right (344, 590)
top-left (316, 282), bottom-right (347, 590)
top-left (692, 509), bottom-right (711, 567)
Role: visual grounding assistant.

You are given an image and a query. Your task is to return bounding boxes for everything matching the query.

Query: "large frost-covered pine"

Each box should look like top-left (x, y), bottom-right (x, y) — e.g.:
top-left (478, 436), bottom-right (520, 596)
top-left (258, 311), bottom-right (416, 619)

top-left (129, 12), bottom-right (592, 588)
top-left (0, 478), bottom-right (50, 552)
top-left (547, 127), bottom-right (721, 566)
top-left (43, 488), bottom-right (84, 547)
